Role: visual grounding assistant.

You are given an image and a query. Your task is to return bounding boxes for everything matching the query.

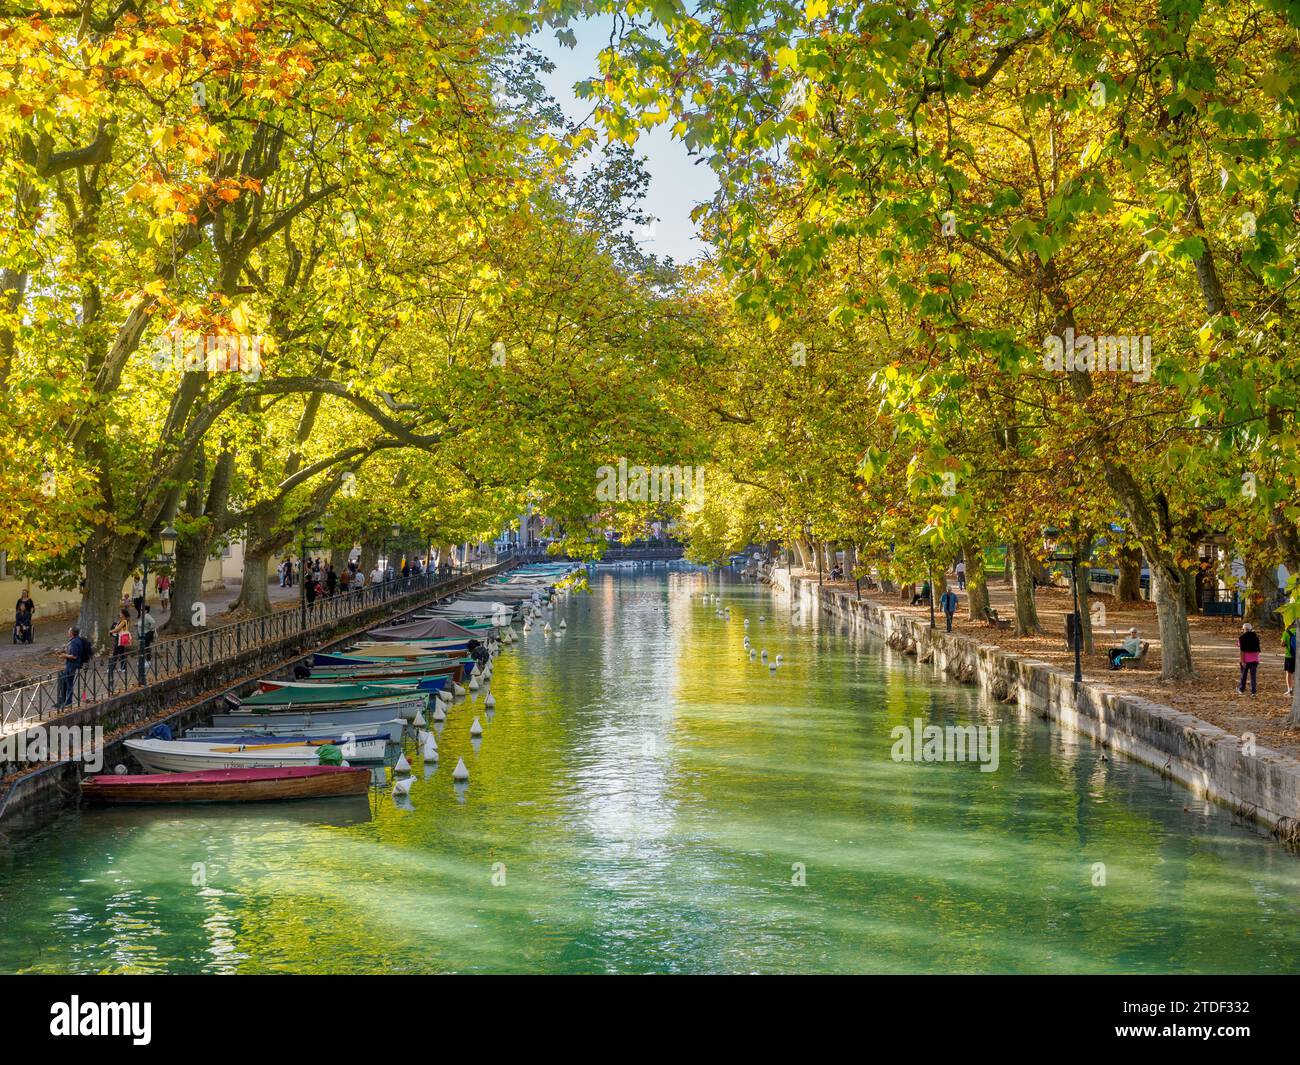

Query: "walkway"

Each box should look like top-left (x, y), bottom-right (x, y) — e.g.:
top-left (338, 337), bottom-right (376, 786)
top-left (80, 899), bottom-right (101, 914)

top-left (806, 572), bottom-right (1299, 756)
top-left (0, 582), bottom-right (299, 686)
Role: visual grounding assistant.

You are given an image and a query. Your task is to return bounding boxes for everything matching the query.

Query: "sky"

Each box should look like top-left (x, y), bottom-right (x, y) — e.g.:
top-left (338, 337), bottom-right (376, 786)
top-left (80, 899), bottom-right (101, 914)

top-left (530, 16), bottom-right (717, 263)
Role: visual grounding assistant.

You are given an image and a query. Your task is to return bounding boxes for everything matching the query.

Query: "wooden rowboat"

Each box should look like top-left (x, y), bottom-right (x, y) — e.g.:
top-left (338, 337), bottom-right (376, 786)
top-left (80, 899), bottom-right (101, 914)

top-left (125, 737), bottom-right (328, 773)
top-left (81, 765), bottom-right (371, 804)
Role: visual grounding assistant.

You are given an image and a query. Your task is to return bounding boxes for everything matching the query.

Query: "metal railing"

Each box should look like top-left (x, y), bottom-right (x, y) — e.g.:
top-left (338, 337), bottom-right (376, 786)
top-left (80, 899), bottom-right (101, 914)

top-left (0, 553), bottom-right (518, 733)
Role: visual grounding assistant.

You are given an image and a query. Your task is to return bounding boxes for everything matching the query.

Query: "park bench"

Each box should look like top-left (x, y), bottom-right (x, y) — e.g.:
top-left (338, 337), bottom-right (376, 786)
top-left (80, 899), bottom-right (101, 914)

top-left (984, 607), bottom-right (1011, 629)
top-left (1116, 641), bottom-right (1151, 669)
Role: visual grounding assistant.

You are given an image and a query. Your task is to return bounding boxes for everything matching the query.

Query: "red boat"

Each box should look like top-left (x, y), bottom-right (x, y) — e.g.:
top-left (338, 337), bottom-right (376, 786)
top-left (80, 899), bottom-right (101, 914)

top-left (80, 765), bottom-right (372, 805)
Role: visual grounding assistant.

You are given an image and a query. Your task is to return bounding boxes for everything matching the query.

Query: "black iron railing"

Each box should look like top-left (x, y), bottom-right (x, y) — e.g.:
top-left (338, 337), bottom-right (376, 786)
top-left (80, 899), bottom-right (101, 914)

top-left (0, 550), bottom-right (517, 732)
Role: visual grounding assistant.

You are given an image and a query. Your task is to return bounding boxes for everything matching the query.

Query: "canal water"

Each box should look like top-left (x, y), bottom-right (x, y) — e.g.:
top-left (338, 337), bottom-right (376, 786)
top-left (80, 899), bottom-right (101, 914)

top-left (2, 567), bottom-right (1299, 974)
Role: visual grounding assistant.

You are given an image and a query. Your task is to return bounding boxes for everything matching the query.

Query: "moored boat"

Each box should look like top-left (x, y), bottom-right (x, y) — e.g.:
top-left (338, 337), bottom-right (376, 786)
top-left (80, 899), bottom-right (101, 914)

top-left (81, 765), bottom-right (371, 804)
top-left (125, 738), bottom-right (339, 773)
top-left (365, 618), bottom-right (482, 642)
top-left (186, 718), bottom-right (405, 743)
top-left (228, 686), bottom-right (428, 720)
top-left (210, 703), bottom-right (415, 730)
top-left (178, 732), bottom-right (390, 761)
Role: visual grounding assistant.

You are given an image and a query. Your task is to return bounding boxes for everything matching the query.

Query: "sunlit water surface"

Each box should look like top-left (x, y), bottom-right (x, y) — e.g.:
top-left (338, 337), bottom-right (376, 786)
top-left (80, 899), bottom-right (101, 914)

top-left (2, 568), bottom-right (1299, 974)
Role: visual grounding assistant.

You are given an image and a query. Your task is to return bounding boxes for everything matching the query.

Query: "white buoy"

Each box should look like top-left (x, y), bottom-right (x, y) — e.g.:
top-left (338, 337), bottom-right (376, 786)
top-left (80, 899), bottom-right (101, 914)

top-left (469, 675), bottom-right (480, 691)
top-left (392, 776), bottom-right (414, 796)
top-left (759, 615), bottom-right (766, 621)
top-left (470, 716), bottom-right (483, 737)
top-left (436, 689), bottom-right (452, 704)
top-left (558, 618), bottom-right (567, 629)
top-left (453, 682), bottom-right (466, 696)
top-left (749, 649), bottom-right (757, 659)
top-left (394, 753), bottom-right (411, 774)
top-left (543, 622), bottom-right (552, 635)
top-left (484, 691), bottom-right (496, 708)
top-left (775, 654), bottom-right (783, 665)
top-left (452, 757), bottom-right (469, 781)
top-left (432, 705), bottom-right (446, 722)
top-left (423, 735), bottom-right (438, 760)
top-left (760, 649), bottom-right (768, 660)
top-left (412, 709), bottom-right (426, 727)
top-left (769, 661), bottom-right (777, 671)
top-left (743, 619), bottom-right (749, 628)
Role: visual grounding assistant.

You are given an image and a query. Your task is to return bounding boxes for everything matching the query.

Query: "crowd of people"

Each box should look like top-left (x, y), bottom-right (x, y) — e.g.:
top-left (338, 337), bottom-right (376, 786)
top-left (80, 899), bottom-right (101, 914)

top-left (40, 549), bottom-right (470, 707)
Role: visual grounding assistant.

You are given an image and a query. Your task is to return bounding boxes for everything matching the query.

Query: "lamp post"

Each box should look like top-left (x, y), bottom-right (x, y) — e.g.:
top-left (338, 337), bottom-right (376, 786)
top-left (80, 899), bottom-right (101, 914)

top-left (1044, 526), bottom-right (1083, 685)
top-left (301, 519), bottom-right (324, 630)
top-left (137, 524), bottom-right (177, 685)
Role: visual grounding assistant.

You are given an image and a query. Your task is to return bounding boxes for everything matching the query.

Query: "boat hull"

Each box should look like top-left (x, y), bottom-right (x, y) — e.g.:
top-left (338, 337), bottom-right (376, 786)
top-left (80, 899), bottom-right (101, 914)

top-left (81, 766), bottom-right (371, 804)
top-left (187, 718), bottom-right (405, 743)
top-left (211, 702), bottom-right (420, 730)
top-left (179, 733), bottom-right (389, 761)
top-left (125, 738), bottom-right (327, 774)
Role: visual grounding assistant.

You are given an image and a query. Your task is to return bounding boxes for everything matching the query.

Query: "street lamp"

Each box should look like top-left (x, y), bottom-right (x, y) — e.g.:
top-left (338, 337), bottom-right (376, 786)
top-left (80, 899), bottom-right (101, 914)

top-left (137, 524), bottom-right (177, 685)
top-left (1043, 526), bottom-right (1084, 685)
top-left (301, 519), bottom-right (324, 629)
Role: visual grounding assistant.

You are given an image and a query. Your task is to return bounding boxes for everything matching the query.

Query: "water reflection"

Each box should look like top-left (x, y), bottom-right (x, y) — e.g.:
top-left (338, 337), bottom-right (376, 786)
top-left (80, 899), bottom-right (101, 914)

top-left (1, 569), bottom-right (1299, 974)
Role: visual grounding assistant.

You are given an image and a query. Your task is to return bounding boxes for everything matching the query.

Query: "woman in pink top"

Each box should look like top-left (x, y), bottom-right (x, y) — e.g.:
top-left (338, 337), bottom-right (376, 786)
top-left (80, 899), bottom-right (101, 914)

top-left (1238, 623), bottom-right (1262, 695)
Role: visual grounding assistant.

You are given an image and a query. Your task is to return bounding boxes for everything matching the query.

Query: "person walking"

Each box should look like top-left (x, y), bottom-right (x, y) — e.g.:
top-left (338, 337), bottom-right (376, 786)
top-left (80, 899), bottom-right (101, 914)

top-left (156, 573), bottom-right (170, 613)
top-left (326, 564), bottom-right (338, 598)
top-left (1238, 622), bottom-right (1261, 695)
top-left (370, 564), bottom-right (382, 588)
top-left (955, 558), bottom-right (966, 590)
top-left (339, 566), bottom-right (352, 594)
top-left (140, 604), bottom-right (157, 668)
top-left (939, 587), bottom-right (959, 632)
top-left (1284, 621), bottom-right (1297, 697)
top-left (110, 609), bottom-right (133, 683)
top-left (131, 573), bottom-right (145, 617)
top-left (14, 589), bottom-right (34, 644)
top-left (57, 626), bottom-right (91, 707)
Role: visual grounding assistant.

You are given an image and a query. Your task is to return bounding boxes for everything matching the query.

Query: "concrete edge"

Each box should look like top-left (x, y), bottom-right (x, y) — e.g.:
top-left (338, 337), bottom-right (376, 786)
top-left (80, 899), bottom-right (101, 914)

top-left (778, 570), bottom-right (1300, 845)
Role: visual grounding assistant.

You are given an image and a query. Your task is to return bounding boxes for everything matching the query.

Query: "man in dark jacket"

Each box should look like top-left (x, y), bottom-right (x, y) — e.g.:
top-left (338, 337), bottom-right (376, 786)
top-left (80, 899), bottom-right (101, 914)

top-left (57, 626), bottom-right (91, 707)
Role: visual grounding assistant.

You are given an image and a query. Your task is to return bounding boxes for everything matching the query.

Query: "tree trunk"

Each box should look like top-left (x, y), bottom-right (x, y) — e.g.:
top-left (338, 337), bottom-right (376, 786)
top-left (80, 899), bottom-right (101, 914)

top-left (358, 542), bottom-right (381, 581)
top-left (965, 544), bottom-right (989, 622)
top-left (1117, 546), bottom-right (1143, 602)
top-left (79, 532), bottom-right (138, 651)
top-left (1009, 540), bottom-right (1042, 635)
top-left (161, 532), bottom-right (210, 635)
top-left (1146, 547), bottom-right (1195, 681)
top-left (1182, 565), bottom-right (1200, 617)
top-left (1245, 558), bottom-right (1279, 629)
top-left (238, 544), bottom-right (276, 615)
top-left (1102, 462), bottom-right (1195, 680)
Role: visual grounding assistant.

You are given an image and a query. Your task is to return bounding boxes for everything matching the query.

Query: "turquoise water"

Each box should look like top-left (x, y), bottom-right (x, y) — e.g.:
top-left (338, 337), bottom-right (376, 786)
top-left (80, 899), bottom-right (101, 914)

top-left (2, 568), bottom-right (1299, 974)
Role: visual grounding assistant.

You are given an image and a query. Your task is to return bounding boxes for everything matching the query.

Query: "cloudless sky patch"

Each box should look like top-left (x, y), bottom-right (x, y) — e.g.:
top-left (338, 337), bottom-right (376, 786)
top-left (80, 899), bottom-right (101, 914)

top-left (530, 16), bottom-right (717, 263)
